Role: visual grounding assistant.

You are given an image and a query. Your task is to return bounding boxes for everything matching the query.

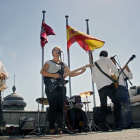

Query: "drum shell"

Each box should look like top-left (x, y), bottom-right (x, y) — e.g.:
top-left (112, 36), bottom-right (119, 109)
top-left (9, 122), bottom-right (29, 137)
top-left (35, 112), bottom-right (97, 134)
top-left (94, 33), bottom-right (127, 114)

top-left (65, 108), bottom-right (87, 132)
top-left (65, 96), bottom-right (70, 111)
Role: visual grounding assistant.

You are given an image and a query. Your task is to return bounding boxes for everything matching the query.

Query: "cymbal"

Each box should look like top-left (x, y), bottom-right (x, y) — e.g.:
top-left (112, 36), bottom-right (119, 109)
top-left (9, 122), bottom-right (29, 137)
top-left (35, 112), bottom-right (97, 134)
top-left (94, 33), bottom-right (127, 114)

top-left (83, 101), bottom-right (91, 104)
top-left (36, 98), bottom-right (49, 105)
top-left (80, 91), bottom-right (93, 98)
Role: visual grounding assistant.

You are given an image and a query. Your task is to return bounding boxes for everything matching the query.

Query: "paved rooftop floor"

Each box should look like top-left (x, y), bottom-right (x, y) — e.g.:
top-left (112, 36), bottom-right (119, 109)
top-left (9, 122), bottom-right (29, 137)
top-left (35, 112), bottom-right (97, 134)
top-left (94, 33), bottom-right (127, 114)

top-left (0, 128), bottom-right (140, 140)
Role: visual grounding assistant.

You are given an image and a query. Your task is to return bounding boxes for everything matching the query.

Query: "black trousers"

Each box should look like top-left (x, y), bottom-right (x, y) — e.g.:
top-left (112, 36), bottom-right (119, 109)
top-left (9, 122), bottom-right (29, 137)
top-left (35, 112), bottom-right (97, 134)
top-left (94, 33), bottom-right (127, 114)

top-left (45, 86), bottom-right (66, 129)
top-left (98, 84), bottom-right (121, 124)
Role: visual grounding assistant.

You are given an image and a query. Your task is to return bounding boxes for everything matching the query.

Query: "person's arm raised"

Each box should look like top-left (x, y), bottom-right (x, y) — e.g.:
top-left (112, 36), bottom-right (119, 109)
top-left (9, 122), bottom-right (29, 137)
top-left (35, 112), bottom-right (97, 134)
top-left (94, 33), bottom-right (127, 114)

top-left (64, 66), bottom-right (86, 78)
top-left (123, 65), bottom-right (133, 79)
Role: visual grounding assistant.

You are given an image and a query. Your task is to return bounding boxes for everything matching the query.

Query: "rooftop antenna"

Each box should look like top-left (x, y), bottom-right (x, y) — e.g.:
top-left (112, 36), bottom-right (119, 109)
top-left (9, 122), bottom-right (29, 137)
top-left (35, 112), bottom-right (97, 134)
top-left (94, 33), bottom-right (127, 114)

top-left (14, 74), bottom-right (16, 86)
top-left (12, 74), bottom-right (16, 93)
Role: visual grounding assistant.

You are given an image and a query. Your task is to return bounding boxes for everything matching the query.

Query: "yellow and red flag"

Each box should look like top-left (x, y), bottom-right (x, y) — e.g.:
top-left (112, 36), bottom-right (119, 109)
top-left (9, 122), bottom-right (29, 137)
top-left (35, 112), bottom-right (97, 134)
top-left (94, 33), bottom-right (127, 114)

top-left (67, 25), bottom-right (105, 51)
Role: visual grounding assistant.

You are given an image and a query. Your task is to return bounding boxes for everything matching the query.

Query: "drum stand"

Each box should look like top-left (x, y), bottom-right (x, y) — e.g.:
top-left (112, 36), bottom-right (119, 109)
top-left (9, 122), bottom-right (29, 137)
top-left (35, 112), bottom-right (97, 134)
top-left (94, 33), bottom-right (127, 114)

top-left (84, 95), bottom-right (101, 132)
top-left (36, 100), bottom-right (42, 134)
top-left (24, 100), bottom-right (44, 138)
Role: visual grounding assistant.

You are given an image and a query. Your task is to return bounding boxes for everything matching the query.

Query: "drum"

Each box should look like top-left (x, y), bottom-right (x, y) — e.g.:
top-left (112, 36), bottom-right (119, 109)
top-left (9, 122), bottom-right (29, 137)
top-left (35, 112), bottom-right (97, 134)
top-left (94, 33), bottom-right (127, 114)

top-left (65, 108), bottom-right (87, 132)
top-left (69, 95), bottom-right (83, 108)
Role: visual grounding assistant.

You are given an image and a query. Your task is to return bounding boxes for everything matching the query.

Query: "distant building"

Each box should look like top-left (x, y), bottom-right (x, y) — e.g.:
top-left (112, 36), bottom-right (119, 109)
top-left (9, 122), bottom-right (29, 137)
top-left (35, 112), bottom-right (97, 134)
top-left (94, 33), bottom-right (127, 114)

top-left (2, 85), bottom-right (27, 110)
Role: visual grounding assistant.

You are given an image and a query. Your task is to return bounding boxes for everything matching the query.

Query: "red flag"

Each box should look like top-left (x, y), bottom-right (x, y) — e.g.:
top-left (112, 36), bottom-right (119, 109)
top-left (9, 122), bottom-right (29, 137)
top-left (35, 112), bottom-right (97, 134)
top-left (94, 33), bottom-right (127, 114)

top-left (40, 21), bottom-right (55, 48)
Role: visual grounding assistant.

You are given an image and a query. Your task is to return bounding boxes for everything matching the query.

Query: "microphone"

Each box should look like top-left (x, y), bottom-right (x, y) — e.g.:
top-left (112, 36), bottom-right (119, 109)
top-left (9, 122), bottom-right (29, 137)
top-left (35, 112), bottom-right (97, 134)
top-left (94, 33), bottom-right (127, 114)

top-left (57, 51), bottom-right (63, 54)
top-left (110, 55), bottom-right (116, 59)
top-left (112, 55), bottom-right (116, 58)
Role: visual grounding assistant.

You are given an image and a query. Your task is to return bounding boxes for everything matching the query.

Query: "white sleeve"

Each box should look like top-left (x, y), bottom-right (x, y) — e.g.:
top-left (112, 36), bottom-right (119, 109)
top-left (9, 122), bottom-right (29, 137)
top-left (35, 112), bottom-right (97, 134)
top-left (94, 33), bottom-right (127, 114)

top-left (107, 59), bottom-right (119, 77)
top-left (123, 69), bottom-right (133, 79)
top-left (45, 60), bottom-right (51, 65)
top-left (63, 62), bottom-right (68, 68)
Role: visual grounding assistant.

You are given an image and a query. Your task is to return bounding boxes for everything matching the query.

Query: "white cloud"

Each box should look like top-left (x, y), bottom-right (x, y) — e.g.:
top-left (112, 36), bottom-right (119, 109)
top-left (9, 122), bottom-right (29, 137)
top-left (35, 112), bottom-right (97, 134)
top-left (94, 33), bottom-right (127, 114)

top-left (11, 53), bottom-right (18, 59)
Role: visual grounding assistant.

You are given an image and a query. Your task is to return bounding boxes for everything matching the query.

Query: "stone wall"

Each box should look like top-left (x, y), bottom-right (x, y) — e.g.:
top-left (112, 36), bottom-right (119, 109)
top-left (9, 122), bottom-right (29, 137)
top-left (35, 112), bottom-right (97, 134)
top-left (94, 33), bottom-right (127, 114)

top-left (3, 105), bottom-right (140, 126)
top-left (3, 110), bottom-right (93, 125)
top-left (3, 111), bottom-right (46, 125)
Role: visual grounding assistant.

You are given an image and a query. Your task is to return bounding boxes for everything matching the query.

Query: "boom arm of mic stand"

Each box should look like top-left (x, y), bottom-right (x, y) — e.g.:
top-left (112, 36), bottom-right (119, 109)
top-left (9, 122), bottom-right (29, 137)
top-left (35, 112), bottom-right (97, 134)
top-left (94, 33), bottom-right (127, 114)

top-left (129, 80), bottom-right (132, 85)
top-left (125, 76), bottom-right (132, 85)
top-left (114, 58), bottom-right (134, 128)
top-left (114, 59), bottom-right (133, 86)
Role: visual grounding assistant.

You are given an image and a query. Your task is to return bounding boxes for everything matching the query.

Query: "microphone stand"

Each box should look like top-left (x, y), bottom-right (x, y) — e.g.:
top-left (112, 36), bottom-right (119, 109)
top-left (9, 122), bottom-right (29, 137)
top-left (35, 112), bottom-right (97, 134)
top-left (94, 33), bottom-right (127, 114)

top-left (113, 58), bottom-right (132, 87)
top-left (59, 52), bottom-right (65, 129)
top-left (113, 58), bottom-right (133, 128)
top-left (59, 52), bottom-right (72, 134)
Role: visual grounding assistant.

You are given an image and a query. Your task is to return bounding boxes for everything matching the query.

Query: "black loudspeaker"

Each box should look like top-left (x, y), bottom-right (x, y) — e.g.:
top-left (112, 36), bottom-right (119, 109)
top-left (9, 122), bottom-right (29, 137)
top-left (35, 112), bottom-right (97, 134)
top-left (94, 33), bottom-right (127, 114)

top-left (19, 117), bottom-right (35, 130)
top-left (131, 105), bottom-right (140, 121)
top-left (93, 106), bottom-right (112, 126)
top-left (137, 86), bottom-right (140, 95)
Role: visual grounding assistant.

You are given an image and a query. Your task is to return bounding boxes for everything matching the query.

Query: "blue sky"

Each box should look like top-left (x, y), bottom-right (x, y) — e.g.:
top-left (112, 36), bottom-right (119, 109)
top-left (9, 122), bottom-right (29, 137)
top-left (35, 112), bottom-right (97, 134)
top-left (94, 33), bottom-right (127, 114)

top-left (0, 0), bottom-right (140, 111)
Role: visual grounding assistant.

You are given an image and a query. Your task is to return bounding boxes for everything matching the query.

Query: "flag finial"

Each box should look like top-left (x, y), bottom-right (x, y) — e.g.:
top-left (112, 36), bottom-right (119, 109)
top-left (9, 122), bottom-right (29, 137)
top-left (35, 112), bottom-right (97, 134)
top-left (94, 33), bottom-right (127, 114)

top-left (42, 10), bottom-right (46, 13)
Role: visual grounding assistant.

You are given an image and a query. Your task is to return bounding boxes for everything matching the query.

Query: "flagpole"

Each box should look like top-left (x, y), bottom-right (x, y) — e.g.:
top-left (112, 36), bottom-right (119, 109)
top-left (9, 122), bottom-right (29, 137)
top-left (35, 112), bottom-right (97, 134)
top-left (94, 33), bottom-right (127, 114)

top-left (41, 10), bottom-right (46, 111)
top-left (65, 15), bottom-right (72, 98)
top-left (85, 19), bottom-right (96, 107)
